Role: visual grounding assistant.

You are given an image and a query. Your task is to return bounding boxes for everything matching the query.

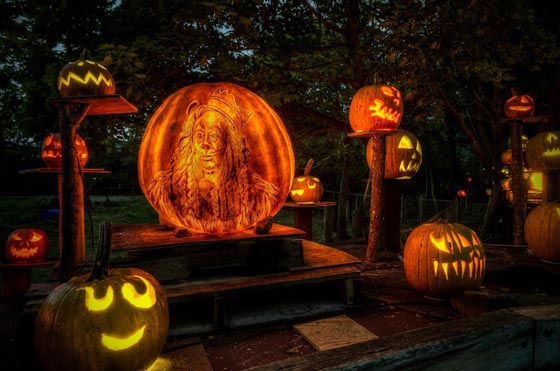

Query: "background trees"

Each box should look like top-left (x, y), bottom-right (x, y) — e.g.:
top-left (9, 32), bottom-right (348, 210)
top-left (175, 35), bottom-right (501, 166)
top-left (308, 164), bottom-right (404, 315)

top-left (1, 0), bottom-right (558, 233)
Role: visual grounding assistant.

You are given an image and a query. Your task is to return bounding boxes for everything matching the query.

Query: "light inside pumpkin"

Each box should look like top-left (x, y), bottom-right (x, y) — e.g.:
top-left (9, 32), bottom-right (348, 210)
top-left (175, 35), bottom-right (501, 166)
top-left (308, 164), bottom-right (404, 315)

top-left (102, 326), bottom-right (146, 351)
top-left (80, 286), bottom-right (114, 311)
top-left (8, 230), bottom-right (43, 258)
top-left (528, 172), bottom-right (543, 192)
top-left (542, 132), bottom-right (560, 158)
top-left (368, 86), bottom-right (402, 126)
top-left (429, 230), bottom-right (485, 281)
top-left (122, 275), bottom-right (157, 309)
top-left (396, 134), bottom-right (422, 178)
top-left (58, 61), bottom-right (114, 90)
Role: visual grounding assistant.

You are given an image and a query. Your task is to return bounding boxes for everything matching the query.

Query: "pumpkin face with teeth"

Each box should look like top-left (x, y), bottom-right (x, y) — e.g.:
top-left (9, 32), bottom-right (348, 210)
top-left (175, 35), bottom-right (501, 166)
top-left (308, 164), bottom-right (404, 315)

top-left (58, 59), bottom-right (116, 97)
top-left (349, 84), bottom-right (403, 132)
top-left (526, 131), bottom-right (560, 171)
top-left (35, 268), bottom-right (168, 371)
top-left (366, 129), bottom-right (422, 179)
top-left (5, 229), bottom-right (49, 263)
top-left (404, 221), bottom-right (485, 297)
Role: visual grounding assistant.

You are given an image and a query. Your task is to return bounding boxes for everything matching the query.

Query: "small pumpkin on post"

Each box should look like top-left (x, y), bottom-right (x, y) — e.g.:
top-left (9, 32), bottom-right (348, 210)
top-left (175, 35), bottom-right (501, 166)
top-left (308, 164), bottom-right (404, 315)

top-left (57, 50), bottom-right (116, 97)
top-left (290, 159), bottom-right (324, 203)
top-left (348, 83), bottom-right (403, 262)
top-left (41, 132), bottom-right (89, 169)
top-left (34, 221), bottom-right (169, 371)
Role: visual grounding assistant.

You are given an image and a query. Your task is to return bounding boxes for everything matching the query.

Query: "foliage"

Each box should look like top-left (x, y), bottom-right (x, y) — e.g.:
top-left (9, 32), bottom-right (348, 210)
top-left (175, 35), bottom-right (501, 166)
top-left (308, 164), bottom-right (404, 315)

top-left (1, 0), bottom-right (559, 207)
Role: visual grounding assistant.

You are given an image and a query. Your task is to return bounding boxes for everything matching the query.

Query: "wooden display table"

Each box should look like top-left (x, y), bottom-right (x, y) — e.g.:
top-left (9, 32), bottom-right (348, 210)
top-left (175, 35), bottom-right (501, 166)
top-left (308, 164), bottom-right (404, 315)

top-left (283, 201), bottom-right (336, 240)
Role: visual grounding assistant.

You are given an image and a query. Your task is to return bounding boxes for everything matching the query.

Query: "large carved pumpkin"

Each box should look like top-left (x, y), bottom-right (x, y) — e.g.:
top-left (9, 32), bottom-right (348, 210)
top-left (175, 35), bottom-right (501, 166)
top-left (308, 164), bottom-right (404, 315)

top-left (526, 131), bottom-right (560, 171)
top-left (366, 129), bottom-right (422, 179)
top-left (290, 159), bottom-right (323, 203)
top-left (138, 82), bottom-right (294, 235)
top-left (35, 223), bottom-right (168, 371)
top-left (403, 221), bottom-right (485, 297)
top-left (504, 94), bottom-right (534, 119)
top-left (5, 229), bottom-right (49, 263)
top-left (58, 58), bottom-right (116, 97)
top-left (524, 202), bottom-right (560, 262)
top-left (349, 84), bottom-right (403, 132)
top-left (41, 132), bottom-right (89, 169)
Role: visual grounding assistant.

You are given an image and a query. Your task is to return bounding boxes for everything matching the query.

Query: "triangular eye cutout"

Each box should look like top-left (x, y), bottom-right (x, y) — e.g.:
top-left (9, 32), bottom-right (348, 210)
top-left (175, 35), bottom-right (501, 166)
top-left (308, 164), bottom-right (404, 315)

top-left (416, 141), bottom-right (422, 154)
top-left (398, 135), bottom-right (413, 149)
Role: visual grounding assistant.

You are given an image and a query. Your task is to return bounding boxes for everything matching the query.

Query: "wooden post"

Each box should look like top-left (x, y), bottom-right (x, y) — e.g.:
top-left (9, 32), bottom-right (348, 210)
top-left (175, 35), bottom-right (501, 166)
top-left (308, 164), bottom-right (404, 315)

top-left (509, 119), bottom-right (527, 245)
top-left (365, 133), bottom-right (386, 262)
top-left (58, 102), bottom-right (90, 280)
top-left (384, 179), bottom-right (400, 254)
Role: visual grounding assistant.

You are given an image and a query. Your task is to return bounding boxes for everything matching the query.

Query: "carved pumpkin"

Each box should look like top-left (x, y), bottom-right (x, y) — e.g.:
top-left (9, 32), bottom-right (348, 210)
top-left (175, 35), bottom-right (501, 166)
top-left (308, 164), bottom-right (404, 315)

top-left (41, 132), bottom-right (89, 169)
top-left (526, 131), bottom-right (560, 171)
top-left (524, 202), bottom-right (560, 262)
top-left (35, 223), bottom-right (168, 371)
top-left (366, 129), bottom-right (422, 179)
top-left (403, 221), bottom-right (485, 297)
top-left (290, 159), bottom-right (323, 203)
top-left (349, 84), bottom-right (403, 132)
top-left (504, 94), bottom-right (534, 119)
top-left (58, 57), bottom-right (116, 97)
top-left (500, 149), bottom-right (512, 165)
top-left (138, 82), bottom-right (294, 235)
top-left (5, 229), bottom-right (49, 263)
top-left (456, 189), bottom-right (467, 198)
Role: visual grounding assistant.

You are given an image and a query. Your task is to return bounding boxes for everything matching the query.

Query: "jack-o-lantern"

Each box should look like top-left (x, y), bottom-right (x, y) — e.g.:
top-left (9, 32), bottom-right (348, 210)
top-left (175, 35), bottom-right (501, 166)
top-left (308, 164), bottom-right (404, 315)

top-left (290, 159), bottom-right (323, 203)
top-left (35, 223), bottom-right (169, 371)
top-left (58, 56), bottom-right (116, 97)
top-left (41, 132), bottom-right (89, 169)
top-left (504, 94), bottom-right (535, 119)
top-left (349, 84), bottom-right (403, 132)
top-left (500, 149), bottom-right (512, 165)
top-left (457, 189), bottom-right (467, 198)
top-left (403, 220), bottom-right (485, 297)
top-left (524, 202), bottom-right (560, 262)
top-left (138, 82), bottom-right (294, 235)
top-left (5, 229), bottom-right (49, 263)
top-left (526, 131), bottom-right (560, 171)
top-left (366, 129), bottom-right (422, 179)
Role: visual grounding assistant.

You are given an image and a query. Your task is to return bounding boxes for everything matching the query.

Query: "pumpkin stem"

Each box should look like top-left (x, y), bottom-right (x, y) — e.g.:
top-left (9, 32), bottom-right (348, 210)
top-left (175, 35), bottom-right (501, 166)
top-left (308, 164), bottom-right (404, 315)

top-left (303, 159), bottom-right (314, 176)
top-left (510, 88), bottom-right (518, 97)
top-left (88, 221), bottom-right (112, 281)
top-left (79, 48), bottom-right (92, 60)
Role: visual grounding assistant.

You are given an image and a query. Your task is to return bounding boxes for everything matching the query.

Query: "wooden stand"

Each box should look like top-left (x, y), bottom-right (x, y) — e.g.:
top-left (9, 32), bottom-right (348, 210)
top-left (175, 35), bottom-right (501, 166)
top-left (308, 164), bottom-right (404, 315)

top-left (283, 201), bottom-right (336, 240)
top-left (0, 260), bottom-right (57, 297)
top-left (47, 95), bottom-right (136, 280)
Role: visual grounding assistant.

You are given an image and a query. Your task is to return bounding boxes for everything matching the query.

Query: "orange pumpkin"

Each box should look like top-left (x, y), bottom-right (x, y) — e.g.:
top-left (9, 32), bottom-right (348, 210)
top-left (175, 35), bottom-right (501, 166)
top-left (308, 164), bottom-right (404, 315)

top-left (5, 229), bottom-right (49, 263)
top-left (500, 149), bottom-right (512, 165)
top-left (138, 82), bottom-right (295, 235)
top-left (504, 94), bottom-right (534, 119)
top-left (524, 202), bottom-right (560, 262)
top-left (41, 132), bottom-right (89, 169)
top-left (403, 221), bottom-right (485, 297)
top-left (349, 84), bottom-right (403, 132)
top-left (526, 131), bottom-right (560, 171)
top-left (58, 57), bottom-right (116, 97)
top-left (366, 129), bottom-right (422, 179)
top-left (290, 159), bottom-right (323, 203)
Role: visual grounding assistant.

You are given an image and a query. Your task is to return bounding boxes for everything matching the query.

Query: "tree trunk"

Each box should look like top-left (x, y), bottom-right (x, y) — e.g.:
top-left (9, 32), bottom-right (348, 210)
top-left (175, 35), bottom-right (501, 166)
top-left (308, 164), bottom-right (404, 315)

top-left (365, 134), bottom-right (385, 262)
top-left (337, 150), bottom-right (350, 240)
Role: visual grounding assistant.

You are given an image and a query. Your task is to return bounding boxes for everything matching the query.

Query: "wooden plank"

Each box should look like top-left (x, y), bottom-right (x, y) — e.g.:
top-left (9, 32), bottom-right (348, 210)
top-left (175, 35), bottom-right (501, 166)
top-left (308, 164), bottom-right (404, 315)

top-left (48, 95), bottom-right (137, 115)
top-left (294, 315), bottom-right (378, 351)
top-left (250, 306), bottom-right (539, 371)
top-left (158, 342), bottom-right (213, 371)
top-left (111, 223), bottom-right (306, 251)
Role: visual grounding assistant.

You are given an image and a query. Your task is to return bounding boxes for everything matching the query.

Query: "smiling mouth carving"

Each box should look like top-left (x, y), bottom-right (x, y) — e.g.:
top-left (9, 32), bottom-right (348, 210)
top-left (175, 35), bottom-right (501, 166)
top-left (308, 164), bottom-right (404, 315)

top-left (101, 325), bottom-right (146, 351)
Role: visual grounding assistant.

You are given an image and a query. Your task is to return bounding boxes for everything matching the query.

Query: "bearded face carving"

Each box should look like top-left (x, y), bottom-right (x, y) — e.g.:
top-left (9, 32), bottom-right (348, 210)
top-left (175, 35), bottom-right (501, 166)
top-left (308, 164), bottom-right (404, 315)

top-left (138, 83), bottom-right (294, 235)
top-left (404, 221), bottom-right (486, 297)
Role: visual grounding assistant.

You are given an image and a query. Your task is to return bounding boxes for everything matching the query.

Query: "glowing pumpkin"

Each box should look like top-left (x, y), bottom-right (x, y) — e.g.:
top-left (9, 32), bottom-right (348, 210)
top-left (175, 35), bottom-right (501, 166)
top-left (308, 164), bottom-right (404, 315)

top-left (58, 57), bottom-right (116, 97)
top-left (457, 189), bottom-right (467, 198)
top-left (290, 159), bottom-right (323, 203)
top-left (138, 82), bottom-right (294, 235)
top-left (5, 229), bottom-right (49, 263)
top-left (524, 202), bottom-right (560, 262)
top-left (403, 221), bottom-right (485, 297)
top-left (526, 131), bottom-right (560, 171)
top-left (500, 149), bottom-right (512, 165)
top-left (504, 94), bottom-right (534, 119)
top-left (366, 129), bottom-right (422, 179)
top-left (349, 84), bottom-right (403, 132)
top-left (35, 223), bottom-right (168, 371)
top-left (41, 132), bottom-right (89, 169)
